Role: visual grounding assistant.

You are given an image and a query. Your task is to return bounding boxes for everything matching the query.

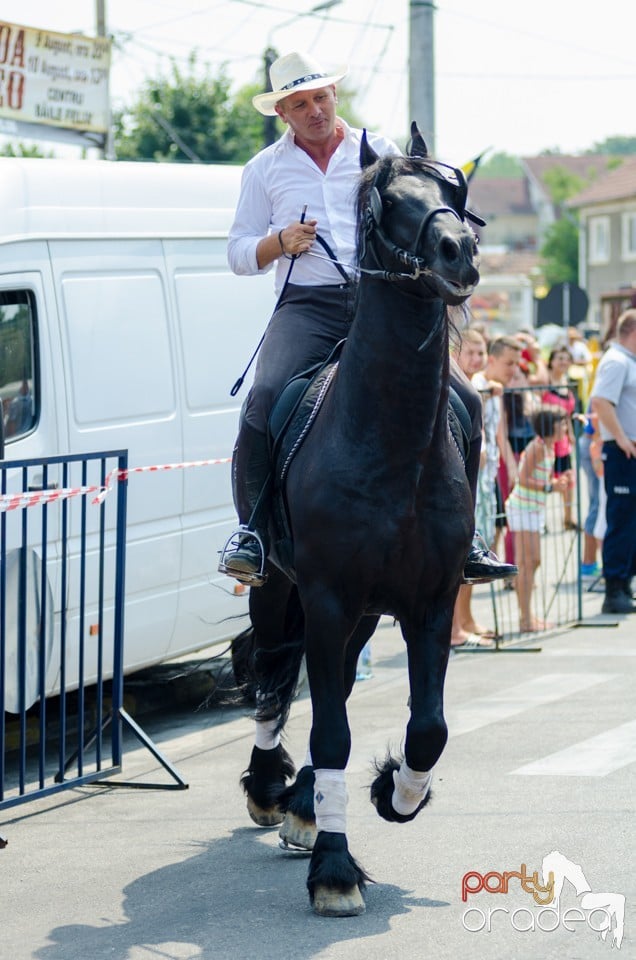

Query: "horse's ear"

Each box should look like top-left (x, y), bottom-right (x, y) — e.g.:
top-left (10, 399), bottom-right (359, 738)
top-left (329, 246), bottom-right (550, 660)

top-left (454, 165), bottom-right (468, 217)
top-left (453, 164), bottom-right (487, 226)
top-left (360, 129), bottom-right (379, 169)
top-left (407, 121), bottom-right (429, 159)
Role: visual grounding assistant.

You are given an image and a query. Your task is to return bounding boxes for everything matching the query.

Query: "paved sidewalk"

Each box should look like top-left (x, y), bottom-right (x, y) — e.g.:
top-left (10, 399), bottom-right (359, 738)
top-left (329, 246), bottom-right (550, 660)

top-left (1, 584), bottom-right (634, 960)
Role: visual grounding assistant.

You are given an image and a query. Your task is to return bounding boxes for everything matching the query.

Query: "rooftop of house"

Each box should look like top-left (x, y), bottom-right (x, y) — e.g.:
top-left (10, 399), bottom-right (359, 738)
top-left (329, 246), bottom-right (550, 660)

top-left (522, 154), bottom-right (616, 188)
top-left (478, 248), bottom-right (540, 277)
top-left (468, 177), bottom-right (533, 218)
top-left (567, 155), bottom-right (636, 208)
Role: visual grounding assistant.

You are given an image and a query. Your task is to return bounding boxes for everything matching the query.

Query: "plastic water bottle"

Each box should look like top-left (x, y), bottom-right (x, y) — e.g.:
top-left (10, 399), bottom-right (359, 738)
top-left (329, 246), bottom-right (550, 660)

top-left (356, 642), bottom-right (373, 681)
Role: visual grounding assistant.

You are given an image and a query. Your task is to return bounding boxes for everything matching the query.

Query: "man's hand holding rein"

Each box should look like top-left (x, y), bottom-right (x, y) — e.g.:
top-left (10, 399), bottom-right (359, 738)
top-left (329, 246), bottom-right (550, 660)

top-left (256, 218), bottom-right (318, 269)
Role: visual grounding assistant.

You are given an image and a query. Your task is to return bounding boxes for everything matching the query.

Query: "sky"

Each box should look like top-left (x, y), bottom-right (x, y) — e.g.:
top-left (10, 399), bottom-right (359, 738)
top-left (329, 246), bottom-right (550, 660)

top-left (2, 0), bottom-right (634, 163)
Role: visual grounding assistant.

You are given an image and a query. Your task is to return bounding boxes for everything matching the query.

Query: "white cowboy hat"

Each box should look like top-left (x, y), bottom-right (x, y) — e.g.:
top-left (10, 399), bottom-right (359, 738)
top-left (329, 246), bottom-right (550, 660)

top-left (252, 51), bottom-right (348, 116)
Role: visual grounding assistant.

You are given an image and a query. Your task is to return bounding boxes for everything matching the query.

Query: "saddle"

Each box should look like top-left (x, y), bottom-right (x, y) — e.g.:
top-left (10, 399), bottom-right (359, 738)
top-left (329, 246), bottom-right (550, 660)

top-left (264, 344), bottom-right (471, 581)
top-left (266, 344), bottom-right (343, 577)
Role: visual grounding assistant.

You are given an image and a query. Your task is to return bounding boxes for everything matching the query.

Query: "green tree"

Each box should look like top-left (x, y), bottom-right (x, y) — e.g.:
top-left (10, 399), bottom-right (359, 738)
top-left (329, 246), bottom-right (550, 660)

top-left (540, 217), bottom-right (579, 286)
top-left (538, 166), bottom-right (588, 285)
top-left (588, 135), bottom-right (636, 155)
top-left (0, 142), bottom-right (52, 158)
top-left (475, 151), bottom-right (523, 178)
top-left (541, 167), bottom-right (585, 215)
top-left (113, 56), bottom-right (263, 163)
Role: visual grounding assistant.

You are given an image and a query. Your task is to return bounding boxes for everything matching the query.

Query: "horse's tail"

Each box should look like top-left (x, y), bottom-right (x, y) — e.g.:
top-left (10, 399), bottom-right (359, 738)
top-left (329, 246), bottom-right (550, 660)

top-left (249, 584), bottom-right (306, 735)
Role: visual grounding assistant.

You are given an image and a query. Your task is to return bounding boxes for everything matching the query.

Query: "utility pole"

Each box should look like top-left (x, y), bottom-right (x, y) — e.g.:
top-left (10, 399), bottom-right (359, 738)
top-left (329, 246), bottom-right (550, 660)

top-left (96, 0), bottom-right (113, 158)
top-left (409, 0), bottom-right (435, 155)
top-left (96, 0), bottom-right (106, 37)
top-left (263, 46), bottom-right (278, 148)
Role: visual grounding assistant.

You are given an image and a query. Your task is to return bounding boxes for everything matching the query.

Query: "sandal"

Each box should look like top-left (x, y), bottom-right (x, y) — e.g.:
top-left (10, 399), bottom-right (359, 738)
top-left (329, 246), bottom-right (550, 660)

top-left (451, 632), bottom-right (496, 649)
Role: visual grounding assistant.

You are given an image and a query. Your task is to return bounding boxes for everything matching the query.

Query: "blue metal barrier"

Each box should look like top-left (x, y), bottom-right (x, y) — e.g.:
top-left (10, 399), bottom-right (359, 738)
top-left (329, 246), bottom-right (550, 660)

top-left (1, 450), bottom-right (186, 812)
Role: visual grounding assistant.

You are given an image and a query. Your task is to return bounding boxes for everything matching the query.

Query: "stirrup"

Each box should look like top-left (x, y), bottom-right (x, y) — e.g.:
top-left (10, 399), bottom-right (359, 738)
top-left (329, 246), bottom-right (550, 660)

top-left (218, 525), bottom-right (268, 587)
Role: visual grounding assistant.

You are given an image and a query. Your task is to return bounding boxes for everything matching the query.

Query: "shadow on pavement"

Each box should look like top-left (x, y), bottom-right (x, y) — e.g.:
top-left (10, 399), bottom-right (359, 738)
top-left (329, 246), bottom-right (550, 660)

top-left (34, 827), bottom-right (448, 960)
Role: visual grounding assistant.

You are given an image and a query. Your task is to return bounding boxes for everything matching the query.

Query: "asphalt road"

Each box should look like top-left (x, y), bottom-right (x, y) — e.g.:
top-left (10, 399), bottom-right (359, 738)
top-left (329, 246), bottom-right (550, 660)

top-left (1, 595), bottom-right (634, 960)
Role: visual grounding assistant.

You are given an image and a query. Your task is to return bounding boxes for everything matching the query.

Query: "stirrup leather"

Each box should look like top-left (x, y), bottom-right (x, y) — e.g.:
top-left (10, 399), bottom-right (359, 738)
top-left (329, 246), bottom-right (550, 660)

top-left (218, 525), bottom-right (268, 587)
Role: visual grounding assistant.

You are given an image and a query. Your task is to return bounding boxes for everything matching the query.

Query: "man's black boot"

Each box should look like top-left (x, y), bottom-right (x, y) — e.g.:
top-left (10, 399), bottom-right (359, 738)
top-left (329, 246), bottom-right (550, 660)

top-left (219, 425), bottom-right (271, 587)
top-left (462, 532), bottom-right (518, 585)
top-left (602, 579), bottom-right (636, 614)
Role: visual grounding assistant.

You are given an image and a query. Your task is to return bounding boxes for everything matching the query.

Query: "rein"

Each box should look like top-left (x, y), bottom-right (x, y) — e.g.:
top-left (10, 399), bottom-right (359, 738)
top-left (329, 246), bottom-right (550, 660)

top-left (305, 198), bottom-right (466, 288)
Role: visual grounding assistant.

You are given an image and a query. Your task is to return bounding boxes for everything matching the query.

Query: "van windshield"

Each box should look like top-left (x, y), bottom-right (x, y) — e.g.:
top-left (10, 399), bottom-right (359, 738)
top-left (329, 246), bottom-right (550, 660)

top-left (0, 290), bottom-right (38, 443)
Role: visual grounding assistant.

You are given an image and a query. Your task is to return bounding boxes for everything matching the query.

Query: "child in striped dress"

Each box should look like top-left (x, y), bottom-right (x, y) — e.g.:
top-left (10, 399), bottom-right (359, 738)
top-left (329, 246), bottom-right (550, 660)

top-left (505, 406), bottom-right (570, 632)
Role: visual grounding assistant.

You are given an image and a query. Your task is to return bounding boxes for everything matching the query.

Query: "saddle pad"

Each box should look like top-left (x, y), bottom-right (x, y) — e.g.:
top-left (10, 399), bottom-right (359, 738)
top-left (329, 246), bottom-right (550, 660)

top-left (272, 360), bottom-right (339, 486)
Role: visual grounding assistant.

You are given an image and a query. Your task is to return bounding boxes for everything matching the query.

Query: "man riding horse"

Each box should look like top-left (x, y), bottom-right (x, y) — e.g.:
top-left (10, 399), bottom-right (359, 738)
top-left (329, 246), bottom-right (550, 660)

top-left (220, 51), bottom-right (516, 587)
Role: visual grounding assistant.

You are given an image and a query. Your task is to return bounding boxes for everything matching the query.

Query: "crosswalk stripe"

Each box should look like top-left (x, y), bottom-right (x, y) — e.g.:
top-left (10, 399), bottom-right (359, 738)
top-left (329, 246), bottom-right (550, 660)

top-left (512, 718), bottom-right (636, 777)
top-left (447, 673), bottom-right (615, 738)
top-left (541, 650), bottom-right (636, 657)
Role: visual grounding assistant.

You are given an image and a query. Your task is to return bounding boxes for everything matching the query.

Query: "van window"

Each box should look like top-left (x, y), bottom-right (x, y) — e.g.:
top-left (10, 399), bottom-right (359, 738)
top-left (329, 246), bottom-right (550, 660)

top-left (0, 290), bottom-right (38, 442)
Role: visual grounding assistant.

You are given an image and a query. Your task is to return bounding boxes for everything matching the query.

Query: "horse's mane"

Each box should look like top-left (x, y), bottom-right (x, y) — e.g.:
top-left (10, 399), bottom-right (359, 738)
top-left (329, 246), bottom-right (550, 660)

top-left (355, 155), bottom-right (420, 261)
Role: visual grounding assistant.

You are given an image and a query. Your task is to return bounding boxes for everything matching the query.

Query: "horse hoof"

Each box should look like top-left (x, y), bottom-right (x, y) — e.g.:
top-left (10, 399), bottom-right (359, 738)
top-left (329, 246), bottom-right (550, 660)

top-left (278, 837), bottom-right (312, 856)
top-left (246, 795), bottom-right (283, 827)
top-left (278, 811), bottom-right (316, 852)
top-left (313, 884), bottom-right (365, 917)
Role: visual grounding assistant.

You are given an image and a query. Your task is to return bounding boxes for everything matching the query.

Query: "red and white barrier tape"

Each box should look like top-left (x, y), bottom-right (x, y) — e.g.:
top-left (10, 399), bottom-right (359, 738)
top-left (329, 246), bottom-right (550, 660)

top-left (0, 457), bottom-right (232, 513)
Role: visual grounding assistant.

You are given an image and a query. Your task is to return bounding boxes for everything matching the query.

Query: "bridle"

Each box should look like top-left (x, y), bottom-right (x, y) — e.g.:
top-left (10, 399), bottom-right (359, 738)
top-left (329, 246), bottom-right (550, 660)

top-left (359, 159), bottom-right (481, 285)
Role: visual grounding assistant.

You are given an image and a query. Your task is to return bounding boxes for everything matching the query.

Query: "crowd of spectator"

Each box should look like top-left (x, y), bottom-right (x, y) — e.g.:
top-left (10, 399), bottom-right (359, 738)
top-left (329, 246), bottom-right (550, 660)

top-left (450, 319), bottom-right (616, 640)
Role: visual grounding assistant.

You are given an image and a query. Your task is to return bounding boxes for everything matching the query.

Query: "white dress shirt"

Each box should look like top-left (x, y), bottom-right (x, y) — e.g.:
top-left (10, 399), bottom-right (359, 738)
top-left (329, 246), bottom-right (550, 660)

top-left (227, 120), bottom-right (401, 293)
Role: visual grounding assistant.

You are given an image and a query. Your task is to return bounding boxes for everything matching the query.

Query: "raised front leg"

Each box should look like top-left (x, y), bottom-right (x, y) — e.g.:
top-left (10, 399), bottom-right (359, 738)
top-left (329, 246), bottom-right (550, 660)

top-left (371, 607), bottom-right (452, 823)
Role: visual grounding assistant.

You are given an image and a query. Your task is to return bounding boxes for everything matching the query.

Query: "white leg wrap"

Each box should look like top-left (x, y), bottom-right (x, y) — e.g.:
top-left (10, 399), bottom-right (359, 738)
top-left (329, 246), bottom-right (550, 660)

top-left (391, 761), bottom-right (432, 816)
top-left (254, 717), bottom-right (280, 751)
top-left (314, 768), bottom-right (348, 834)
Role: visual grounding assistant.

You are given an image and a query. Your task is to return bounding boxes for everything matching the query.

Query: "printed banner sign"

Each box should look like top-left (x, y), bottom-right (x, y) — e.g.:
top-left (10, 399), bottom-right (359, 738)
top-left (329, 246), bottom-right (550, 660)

top-left (0, 20), bottom-right (111, 134)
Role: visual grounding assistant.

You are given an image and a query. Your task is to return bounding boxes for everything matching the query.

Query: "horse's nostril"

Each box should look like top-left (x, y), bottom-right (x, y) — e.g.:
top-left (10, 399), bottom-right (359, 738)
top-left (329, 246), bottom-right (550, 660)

top-left (440, 237), bottom-right (459, 262)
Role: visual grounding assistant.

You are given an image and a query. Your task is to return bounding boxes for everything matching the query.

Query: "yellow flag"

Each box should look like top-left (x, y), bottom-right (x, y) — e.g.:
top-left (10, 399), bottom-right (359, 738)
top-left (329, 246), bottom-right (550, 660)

top-left (461, 150), bottom-right (489, 182)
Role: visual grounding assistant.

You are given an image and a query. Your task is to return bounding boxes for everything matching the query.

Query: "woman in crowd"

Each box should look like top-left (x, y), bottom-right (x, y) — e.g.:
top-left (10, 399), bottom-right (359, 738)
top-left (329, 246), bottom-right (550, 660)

top-left (542, 345), bottom-right (578, 530)
top-left (505, 406), bottom-right (570, 632)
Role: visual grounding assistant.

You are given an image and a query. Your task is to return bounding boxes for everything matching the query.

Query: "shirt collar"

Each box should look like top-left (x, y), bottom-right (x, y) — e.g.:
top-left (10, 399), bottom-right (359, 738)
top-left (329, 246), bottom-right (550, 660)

top-left (611, 342), bottom-right (636, 362)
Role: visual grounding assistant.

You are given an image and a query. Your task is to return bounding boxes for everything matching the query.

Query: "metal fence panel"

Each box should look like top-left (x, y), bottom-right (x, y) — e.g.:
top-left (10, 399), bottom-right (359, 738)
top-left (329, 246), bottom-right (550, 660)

top-left (0, 450), bottom-right (130, 810)
top-left (469, 381), bottom-right (588, 647)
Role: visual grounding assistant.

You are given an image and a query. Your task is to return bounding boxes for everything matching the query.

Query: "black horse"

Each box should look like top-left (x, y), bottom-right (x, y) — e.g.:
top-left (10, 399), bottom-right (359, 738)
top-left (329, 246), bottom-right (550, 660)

top-left (237, 125), bottom-right (480, 917)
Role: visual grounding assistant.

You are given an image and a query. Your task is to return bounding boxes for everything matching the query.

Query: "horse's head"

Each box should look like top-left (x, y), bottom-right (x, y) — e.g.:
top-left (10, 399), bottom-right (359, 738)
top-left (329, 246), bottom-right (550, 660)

top-left (357, 123), bottom-right (482, 305)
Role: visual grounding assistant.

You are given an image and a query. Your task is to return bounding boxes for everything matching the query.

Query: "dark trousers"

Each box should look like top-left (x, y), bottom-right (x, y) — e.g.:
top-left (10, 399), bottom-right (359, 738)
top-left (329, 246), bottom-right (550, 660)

top-left (244, 283), bottom-right (356, 433)
top-left (602, 441), bottom-right (636, 581)
top-left (449, 358), bottom-right (483, 509)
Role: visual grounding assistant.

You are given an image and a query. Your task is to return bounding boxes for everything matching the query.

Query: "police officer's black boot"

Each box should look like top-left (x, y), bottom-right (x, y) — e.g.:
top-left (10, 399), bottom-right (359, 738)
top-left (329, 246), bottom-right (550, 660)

top-left (219, 424), bottom-right (271, 587)
top-left (602, 578), bottom-right (636, 614)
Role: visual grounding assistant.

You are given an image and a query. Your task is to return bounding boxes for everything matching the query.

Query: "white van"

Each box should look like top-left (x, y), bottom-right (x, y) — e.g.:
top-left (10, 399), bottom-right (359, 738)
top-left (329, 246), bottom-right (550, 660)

top-left (0, 157), bottom-right (275, 701)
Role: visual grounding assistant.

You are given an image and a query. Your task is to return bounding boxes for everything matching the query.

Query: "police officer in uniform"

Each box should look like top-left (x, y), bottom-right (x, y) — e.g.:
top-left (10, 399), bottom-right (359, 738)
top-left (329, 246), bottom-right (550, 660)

top-left (591, 309), bottom-right (636, 613)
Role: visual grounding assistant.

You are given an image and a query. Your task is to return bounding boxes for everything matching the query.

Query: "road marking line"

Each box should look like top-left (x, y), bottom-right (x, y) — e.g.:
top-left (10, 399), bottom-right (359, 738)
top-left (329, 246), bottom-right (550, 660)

top-left (541, 650), bottom-right (636, 657)
top-left (512, 718), bottom-right (636, 777)
top-left (447, 673), bottom-right (615, 738)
